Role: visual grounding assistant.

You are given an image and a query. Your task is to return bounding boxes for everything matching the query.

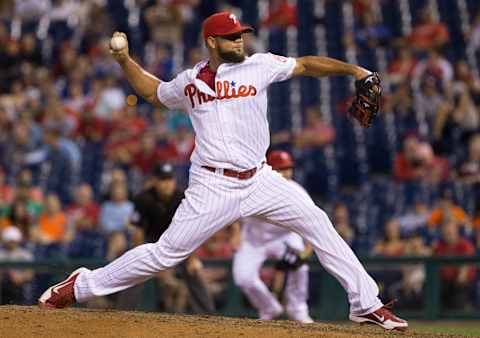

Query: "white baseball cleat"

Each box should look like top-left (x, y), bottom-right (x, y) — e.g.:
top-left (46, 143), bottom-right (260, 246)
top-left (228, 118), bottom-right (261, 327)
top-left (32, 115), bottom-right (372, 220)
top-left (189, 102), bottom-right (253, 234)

top-left (38, 267), bottom-right (89, 309)
top-left (297, 316), bottom-right (314, 324)
top-left (259, 304), bottom-right (283, 320)
top-left (349, 300), bottom-right (408, 331)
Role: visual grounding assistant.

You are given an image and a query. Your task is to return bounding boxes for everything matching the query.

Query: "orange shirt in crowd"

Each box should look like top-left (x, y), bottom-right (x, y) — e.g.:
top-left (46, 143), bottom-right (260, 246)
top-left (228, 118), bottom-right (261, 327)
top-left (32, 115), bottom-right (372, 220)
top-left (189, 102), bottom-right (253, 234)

top-left (408, 23), bottom-right (449, 50)
top-left (0, 217), bottom-right (11, 231)
top-left (428, 206), bottom-right (467, 227)
top-left (38, 212), bottom-right (66, 241)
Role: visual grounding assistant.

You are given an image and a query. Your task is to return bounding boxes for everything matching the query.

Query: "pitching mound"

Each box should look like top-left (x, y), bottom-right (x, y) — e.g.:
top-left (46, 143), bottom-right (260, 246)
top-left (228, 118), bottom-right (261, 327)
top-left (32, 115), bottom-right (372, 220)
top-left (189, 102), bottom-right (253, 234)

top-left (0, 306), bottom-right (467, 338)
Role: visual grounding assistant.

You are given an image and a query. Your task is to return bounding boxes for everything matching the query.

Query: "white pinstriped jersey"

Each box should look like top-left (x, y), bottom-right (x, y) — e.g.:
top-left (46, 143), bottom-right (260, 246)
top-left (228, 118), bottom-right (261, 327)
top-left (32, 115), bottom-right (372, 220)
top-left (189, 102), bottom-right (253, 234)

top-left (157, 53), bottom-right (296, 171)
top-left (241, 179), bottom-right (312, 245)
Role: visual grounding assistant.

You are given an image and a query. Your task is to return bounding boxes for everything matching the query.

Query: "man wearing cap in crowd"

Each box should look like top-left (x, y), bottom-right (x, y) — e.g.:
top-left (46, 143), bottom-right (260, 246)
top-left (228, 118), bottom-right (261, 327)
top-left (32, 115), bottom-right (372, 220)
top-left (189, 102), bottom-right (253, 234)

top-left (0, 226), bottom-right (34, 304)
top-left (130, 163), bottom-right (215, 314)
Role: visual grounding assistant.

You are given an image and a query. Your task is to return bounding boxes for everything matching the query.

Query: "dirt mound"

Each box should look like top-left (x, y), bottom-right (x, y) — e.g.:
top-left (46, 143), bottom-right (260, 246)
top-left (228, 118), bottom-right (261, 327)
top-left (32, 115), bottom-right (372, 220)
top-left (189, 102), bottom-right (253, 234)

top-left (0, 306), bottom-right (466, 338)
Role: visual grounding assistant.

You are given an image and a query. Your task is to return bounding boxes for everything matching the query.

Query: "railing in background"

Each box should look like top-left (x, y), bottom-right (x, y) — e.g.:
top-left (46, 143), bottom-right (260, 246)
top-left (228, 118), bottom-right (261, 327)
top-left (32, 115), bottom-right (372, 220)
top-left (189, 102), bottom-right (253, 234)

top-left (0, 256), bottom-right (479, 320)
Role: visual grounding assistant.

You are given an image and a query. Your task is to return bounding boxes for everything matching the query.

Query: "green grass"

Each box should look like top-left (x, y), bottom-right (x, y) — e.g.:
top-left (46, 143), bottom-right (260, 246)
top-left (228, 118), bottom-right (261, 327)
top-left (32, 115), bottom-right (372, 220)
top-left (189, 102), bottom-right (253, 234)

top-left (412, 322), bottom-right (480, 337)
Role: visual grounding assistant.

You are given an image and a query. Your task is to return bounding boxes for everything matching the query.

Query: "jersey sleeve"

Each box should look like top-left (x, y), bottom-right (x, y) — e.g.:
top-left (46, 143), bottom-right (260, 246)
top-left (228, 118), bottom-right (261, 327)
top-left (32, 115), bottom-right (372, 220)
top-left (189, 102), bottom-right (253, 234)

top-left (156, 72), bottom-right (187, 110)
top-left (263, 53), bottom-right (297, 83)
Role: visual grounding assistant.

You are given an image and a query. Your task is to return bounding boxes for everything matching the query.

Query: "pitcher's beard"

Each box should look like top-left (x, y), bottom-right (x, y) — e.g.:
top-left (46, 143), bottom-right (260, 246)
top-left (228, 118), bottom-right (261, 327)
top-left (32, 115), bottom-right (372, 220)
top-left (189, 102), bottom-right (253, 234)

top-left (218, 48), bottom-right (245, 63)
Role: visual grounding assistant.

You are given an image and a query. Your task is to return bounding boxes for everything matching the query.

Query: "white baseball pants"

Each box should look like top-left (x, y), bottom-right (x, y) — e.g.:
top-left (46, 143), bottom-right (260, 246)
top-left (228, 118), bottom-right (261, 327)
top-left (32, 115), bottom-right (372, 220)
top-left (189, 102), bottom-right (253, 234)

top-left (233, 232), bottom-right (310, 321)
top-left (75, 164), bottom-right (382, 315)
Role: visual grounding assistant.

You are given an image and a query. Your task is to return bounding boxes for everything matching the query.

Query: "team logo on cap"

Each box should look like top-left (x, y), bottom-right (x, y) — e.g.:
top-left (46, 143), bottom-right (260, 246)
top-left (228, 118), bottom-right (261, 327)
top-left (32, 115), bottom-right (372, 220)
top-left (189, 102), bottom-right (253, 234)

top-left (229, 14), bottom-right (238, 24)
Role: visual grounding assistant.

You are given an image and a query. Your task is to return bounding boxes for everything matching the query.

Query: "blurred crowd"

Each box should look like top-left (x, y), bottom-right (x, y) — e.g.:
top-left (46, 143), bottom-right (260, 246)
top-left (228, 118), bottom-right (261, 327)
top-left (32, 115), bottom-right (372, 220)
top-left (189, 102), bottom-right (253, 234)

top-left (0, 0), bottom-right (479, 312)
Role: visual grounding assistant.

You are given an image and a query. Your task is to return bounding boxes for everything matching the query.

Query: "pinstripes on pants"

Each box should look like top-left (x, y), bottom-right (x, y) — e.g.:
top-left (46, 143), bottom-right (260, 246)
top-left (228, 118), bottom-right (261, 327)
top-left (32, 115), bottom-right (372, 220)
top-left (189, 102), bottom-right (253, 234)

top-left (74, 164), bottom-right (382, 315)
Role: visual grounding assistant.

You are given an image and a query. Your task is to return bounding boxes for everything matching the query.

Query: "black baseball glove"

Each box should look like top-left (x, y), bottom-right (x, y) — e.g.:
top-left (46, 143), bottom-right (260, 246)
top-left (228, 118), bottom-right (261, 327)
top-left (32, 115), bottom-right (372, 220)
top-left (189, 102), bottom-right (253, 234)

top-left (275, 245), bottom-right (310, 271)
top-left (348, 72), bottom-right (381, 128)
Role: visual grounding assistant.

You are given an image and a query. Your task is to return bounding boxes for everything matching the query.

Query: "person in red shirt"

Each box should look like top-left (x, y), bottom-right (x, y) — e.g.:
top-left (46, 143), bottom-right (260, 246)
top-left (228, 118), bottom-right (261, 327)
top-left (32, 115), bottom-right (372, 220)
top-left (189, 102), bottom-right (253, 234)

top-left (260, 0), bottom-right (297, 30)
top-left (65, 184), bottom-right (100, 237)
top-left (388, 47), bottom-right (417, 85)
top-left (0, 166), bottom-right (14, 214)
top-left (373, 219), bottom-right (407, 257)
top-left (133, 133), bottom-right (176, 174)
top-left (408, 9), bottom-right (449, 52)
top-left (434, 219), bottom-right (476, 309)
top-left (393, 135), bottom-right (449, 183)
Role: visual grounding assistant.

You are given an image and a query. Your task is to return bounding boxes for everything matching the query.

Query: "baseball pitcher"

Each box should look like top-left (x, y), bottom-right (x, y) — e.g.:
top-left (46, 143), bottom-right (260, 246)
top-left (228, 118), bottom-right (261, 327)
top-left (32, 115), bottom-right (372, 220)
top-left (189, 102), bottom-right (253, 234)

top-left (39, 12), bottom-right (406, 331)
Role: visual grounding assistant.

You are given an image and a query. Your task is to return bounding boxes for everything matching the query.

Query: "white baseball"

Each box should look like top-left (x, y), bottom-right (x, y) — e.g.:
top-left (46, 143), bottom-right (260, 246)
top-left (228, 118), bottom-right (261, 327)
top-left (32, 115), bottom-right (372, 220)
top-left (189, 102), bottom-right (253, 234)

top-left (110, 35), bottom-right (127, 51)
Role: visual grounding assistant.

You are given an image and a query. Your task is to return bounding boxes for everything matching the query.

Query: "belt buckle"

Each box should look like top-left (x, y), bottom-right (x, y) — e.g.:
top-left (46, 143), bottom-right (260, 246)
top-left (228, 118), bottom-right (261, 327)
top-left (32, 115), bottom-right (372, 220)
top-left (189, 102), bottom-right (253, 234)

top-left (216, 168), bottom-right (224, 176)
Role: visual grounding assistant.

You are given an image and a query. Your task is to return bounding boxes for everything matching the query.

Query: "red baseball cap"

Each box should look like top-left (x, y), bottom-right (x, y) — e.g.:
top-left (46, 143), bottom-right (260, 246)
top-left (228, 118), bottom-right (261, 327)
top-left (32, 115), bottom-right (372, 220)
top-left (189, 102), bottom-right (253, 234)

top-left (267, 150), bottom-right (294, 170)
top-left (202, 12), bottom-right (253, 40)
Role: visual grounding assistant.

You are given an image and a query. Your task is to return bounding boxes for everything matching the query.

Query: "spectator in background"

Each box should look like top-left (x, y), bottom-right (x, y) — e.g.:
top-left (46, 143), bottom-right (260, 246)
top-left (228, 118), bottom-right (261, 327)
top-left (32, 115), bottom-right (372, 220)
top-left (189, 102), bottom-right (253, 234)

top-left (133, 133), bottom-right (169, 175)
top-left (143, 0), bottom-right (184, 45)
top-left (352, 0), bottom-right (379, 19)
top-left (0, 39), bottom-right (21, 93)
top-left (41, 128), bottom-right (75, 204)
top-left (100, 182), bottom-right (133, 235)
top-left (0, 199), bottom-right (35, 241)
top-left (0, 226), bottom-right (34, 305)
top-left (391, 232), bottom-right (430, 309)
top-left (452, 61), bottom-right (480, 103)
top-left (66, 185), bottom-right (105, 260)
top-left (95, 75), bottom-right (126, 121)
top-left (171, 124), bottom-right (195, 164)
top-left (31, 194), bottom-right (67, 245)
top-left (373, 219), bottom-right (407, 256)
top-left (19, 33), bottom-right (42, 66)
top-left (65, 184), bottom-right (99, 238)
top-left (0, 1), bottom-right (12, 18)
top-left (43, 96), bottom-right (77, 136)
top-left (65, 81), bottom-right (89, 114)
top-left (100, 168), bottom-right (130, 201)
top-left (149, 108), bottom-right (172, 142)
top-left (413, 49), bottom-right (453, 93)
top-left (408, 8), bottom-right (449, 52)
top-left (456, 133), bottom-right (480, 185)
top-left (131, 163), bottom-right (182, 244)
top-left (353, 12), bottom-right (391, 49)
top-left (414, 76), bottom-right (445, 131)
top-left (15, 168), bottom-right (44, 210)
top-left (260, 0), bottom-right (297, 30)
top-left (383, 81), bottom-right (419, 139)
top-left (467, 9), bottom-right (480, 51)
top-left (17, 110), bottom-right (42, 150)
top-left (99, 182), bottom-right (134, 260)
top-left (433, 91), bottom-right (478, 157)
top-left (434, 219), bottom-right (476, 309)
top-left (393, 135), bottom-right (449, 183)
top-left (14, 0), bottom-right (50, 24)
top-left (388, 47), bottom-right (418, 85)
top-left (273, 106), bottom-right (335, 148)
top-left (331, 202), bottom-right (356, 248)
top-left (294, 106), bottom-right (335, 149)
top-left (428, 189), bottom-right (469, 230)
top-left (0, 167), bottom-right (14, 211)
top-left (395, 197), bottom-right (430, 236)
top-left (145, 44), bottom-right (174, 81)
top-left (3, 122), bottom-right (39, 179)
